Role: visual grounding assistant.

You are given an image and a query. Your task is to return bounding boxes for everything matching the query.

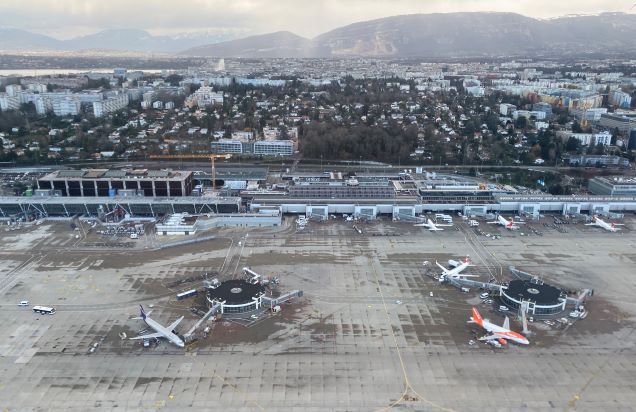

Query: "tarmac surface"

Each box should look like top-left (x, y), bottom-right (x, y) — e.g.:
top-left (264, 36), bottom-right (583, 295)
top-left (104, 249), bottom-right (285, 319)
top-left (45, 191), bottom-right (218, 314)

top-left (0, 215), bottom-right (635, 411)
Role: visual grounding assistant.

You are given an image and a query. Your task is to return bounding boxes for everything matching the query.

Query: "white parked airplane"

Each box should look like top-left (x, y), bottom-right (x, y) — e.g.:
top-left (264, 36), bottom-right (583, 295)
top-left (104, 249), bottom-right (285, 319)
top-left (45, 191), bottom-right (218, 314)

top-left (487, 214), bottom-right (525, 230)
top-left (435, 257), bottom-right (478, 282)
top-left (468, 307), bottom-right (529, 345)
top-left (585, 215), bottom-right (624, 232)
top-left (130, 305), bottom-right (185, 348)
top-left (414, 218), bottom-right (453, 231)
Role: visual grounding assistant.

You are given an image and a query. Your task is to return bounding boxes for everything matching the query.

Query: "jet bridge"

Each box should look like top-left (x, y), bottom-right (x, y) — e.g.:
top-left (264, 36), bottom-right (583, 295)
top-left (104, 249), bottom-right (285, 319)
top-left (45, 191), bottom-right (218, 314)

top-left (262, 290), bottom-right (304, 308)
top-left (448, 277), bottom-right (504, 293)
top-left (183, 301), bottom-right (223, 341)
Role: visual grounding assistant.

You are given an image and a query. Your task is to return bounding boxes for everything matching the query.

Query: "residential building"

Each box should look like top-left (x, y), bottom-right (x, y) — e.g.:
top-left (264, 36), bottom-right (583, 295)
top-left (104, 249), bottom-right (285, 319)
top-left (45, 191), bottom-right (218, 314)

top-left (609, 90), bottom-right (632, 109)
top-left (186, 85), bottom-right (223, 107)
top-left (93, 94), bottom-right (129, 117)
top-left (253, 140), bottom-right (294, 156)
top-left (262, 127), bottom-right (280, 140)
top-left (563, 154), bottom-right (629, 167)
top-left (594, 131), bottom-right (612, 146)
top-left (210, 139), bottom-right (294, 156)
top-left (570, 107), bottom-right (607, 122)
top-left (5, 84), bottom-right (22, 97)
top-left (560, 131), bottom-right (612, 146)
top-left (532, 102), bottom-right (553, 118)
top-left (52, 97), bottom-right (81, 116)
top-left (512, 110), bottom-right (546, 120)
top-left (231, 131), bottom-right (253, 141)
top-left (0, 93), bottom-right (20, 111)
top-left (26, 83), bottom-right (47, 93)
top-left (599, 112), bottom-right (636, 133)
top-left (210, 139), bottom-right (244, 154)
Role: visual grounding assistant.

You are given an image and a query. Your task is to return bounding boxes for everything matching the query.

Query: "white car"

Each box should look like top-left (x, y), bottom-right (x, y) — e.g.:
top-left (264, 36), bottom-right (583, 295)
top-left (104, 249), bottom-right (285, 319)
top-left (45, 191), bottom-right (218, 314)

top-left (499, 305), bottom-right (509, 312)
top-left (479, 292), bottom-right (490, 299)
top-left (19, 300), bottom-right (29, 306)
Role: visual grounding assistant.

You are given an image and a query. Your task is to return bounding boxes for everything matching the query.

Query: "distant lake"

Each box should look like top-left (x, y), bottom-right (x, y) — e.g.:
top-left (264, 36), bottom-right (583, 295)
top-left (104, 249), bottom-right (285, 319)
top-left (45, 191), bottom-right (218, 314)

top-left (0, 68), bottom-right (165, 77)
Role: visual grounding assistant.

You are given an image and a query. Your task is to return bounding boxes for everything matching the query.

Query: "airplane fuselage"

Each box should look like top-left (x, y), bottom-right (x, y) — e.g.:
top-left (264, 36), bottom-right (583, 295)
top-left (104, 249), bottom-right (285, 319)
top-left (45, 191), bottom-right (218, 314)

top-left (497, 215), bottom-right (517, 229)
top-left (587, 217), bottom-right (620, 232)
top-left (470, 308), bottom-right (529, 345)
top-left (415, 218), bottom-right (448, 231)
top-left (436, 258), bottom-right (474, 282)
top-left (144, 317), bottom-right (185, 347)
top-left (480, 320), bottom-right (529, 345)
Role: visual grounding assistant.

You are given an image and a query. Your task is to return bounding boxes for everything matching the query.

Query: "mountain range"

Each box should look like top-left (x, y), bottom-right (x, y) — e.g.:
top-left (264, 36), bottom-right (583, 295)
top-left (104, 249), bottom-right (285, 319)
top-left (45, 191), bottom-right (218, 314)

top-left (2, 12), bottom-right (636, 58)
top-left (0, 28), bottom-right (240, 54)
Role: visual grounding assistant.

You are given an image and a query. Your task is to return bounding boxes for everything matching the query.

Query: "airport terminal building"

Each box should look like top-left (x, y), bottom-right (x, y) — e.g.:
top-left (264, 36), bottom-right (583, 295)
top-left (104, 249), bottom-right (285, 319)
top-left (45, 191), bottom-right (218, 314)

top-left (37, 169), bottom-right (194, 197)
top-left (4, 168), bottom-right (636, 219)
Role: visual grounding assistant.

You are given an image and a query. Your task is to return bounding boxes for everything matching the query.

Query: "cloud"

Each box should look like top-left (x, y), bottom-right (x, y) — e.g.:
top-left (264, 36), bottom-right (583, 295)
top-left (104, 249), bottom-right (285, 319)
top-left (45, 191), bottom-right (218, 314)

top-left (0, 0), bottom-right (632, 39)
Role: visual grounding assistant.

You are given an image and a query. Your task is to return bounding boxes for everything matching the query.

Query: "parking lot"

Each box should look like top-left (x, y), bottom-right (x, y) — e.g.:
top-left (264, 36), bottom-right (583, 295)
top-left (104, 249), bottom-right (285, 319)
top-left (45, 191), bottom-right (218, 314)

top-left (0, 215), bottom-right (635, 410)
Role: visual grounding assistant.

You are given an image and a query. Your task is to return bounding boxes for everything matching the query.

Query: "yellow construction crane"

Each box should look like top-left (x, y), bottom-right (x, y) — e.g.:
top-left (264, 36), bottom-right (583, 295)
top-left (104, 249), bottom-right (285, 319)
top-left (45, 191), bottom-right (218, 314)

top-left (149, 153), bottom-right (232, 191)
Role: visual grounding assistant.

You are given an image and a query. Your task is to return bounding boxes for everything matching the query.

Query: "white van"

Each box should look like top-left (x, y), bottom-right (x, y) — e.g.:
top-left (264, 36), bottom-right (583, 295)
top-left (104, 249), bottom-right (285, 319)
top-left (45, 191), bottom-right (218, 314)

top-left (19, 300), bottom-right (29, 306)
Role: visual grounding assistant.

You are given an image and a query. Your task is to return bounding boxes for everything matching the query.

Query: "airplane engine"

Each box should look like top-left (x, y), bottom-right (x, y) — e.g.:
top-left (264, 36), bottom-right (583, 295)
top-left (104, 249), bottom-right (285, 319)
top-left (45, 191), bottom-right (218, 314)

top-left (498, 338), bottom-right (507, 345)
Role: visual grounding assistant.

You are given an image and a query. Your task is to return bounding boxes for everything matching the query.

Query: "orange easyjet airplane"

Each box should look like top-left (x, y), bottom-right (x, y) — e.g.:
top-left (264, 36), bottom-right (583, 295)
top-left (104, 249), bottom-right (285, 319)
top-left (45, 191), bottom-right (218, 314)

top-left (469, 307), bottom-right (529, 345)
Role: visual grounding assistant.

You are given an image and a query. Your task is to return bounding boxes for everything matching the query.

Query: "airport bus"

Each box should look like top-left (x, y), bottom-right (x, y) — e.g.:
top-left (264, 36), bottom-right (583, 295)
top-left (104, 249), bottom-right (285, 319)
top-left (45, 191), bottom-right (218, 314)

top-left (33, 305), bottom-right (56, 315)
top-left (176, 289), bottom-right (198, 301)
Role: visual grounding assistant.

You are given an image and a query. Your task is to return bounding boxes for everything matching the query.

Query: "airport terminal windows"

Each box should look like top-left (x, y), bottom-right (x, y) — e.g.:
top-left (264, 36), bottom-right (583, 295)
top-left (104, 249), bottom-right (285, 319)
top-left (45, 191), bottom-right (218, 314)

top-left (222, 302), bottom-right (259, 314)
top-left (37, 169), bottom-right (193, 198)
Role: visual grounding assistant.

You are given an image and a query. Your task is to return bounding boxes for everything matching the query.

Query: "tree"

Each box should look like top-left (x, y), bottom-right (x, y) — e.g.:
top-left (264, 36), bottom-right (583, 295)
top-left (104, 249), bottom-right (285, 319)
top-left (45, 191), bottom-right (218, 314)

top-left (548, 184), bottom-right (564, 195)
top-left (566, 136), bottom-right (580, 152)
top-left (514, 116), bottom-right (527, 130)
top-left (165, 74), bottom-right (184, 87)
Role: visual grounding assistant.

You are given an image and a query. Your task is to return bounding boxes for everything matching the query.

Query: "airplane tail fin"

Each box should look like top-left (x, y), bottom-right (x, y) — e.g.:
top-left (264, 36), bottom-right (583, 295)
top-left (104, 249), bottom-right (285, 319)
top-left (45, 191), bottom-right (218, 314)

top-left (139, 305), bottom-right (146, 320)
top-left (471, 307), bottom-right (484, 326)
top-left (503, 316), bottom-right (510, 330)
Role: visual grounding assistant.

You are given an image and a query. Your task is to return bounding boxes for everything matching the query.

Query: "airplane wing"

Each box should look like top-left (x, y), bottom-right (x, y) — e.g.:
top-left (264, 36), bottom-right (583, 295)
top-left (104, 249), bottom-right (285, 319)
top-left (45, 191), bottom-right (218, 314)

top-left (167, 316), bottom-right (184, 332)
top-left (130, 332), bottom-right (163, 340)
top-left (584, 223), bottom-right (596, 226)
top-left (478, 333), bottom-right (508, 342)
top-left (435, 261), bottom-right (450, 274)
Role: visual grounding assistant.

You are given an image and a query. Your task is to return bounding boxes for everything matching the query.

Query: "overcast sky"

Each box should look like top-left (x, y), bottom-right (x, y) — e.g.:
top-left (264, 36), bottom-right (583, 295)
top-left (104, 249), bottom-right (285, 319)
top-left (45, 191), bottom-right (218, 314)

top-left (1, 0), bottom-right (634, 39)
